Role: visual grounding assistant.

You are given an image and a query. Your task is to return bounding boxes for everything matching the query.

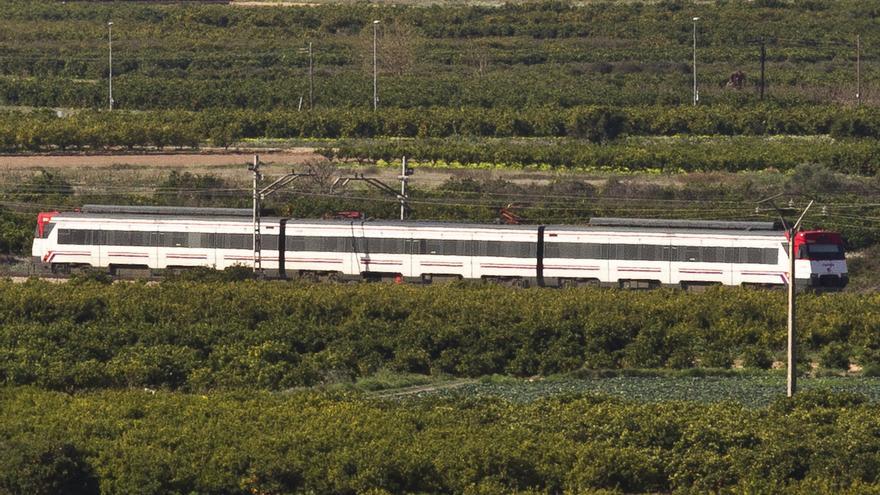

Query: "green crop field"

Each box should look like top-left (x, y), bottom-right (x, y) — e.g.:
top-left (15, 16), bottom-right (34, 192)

top-left (384, 373), bottom-right (880, 406)
top-left (3, 1), bottom-right (880, 492)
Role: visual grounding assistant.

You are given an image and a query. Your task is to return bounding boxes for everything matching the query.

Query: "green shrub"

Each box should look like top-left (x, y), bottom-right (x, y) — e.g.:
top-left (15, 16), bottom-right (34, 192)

top-left (741, 346), bottom-right (775, 370)
top-left (861, 365), bottom-right (880, 377)
top-left (820, 343), bottom-right (851, 370)
top-left (0, 436), bottom-right (98, 495)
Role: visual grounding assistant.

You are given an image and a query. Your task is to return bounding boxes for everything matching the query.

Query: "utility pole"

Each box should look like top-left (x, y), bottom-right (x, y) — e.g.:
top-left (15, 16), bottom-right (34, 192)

top-left (108, 21), bottom-right (114, 111)
top-left (308, 41), bottom-right (314, 110)
top-left (249, 155), bottom-right (314, 274)
top-left (692, 17), bottom-right (699, 106)
top-left (399, 156), bottom-right (410, 220)
top-left (857, 34), bottom-right (861, 106)
top-left (786, 200), bottom-right (813, 397)
top-left (249, 155), bottom-right (262, 273)
top-left (373, 20), bottom-right (380, 111)
top-left (757, 195), bottom-right (813, 397)
top-left (760, 39), bottom-right (766, 101)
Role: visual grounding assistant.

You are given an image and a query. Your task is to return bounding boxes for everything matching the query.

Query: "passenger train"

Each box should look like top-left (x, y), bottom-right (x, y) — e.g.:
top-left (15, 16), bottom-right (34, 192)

top-left (32, 205), bottom-right (849, 290)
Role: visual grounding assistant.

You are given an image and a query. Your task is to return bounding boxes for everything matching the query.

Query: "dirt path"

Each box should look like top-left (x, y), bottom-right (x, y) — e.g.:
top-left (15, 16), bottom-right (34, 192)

top-left (368, 379), bottom-right (478, 399)
top-left (0, 149), bottom-right (321, 171)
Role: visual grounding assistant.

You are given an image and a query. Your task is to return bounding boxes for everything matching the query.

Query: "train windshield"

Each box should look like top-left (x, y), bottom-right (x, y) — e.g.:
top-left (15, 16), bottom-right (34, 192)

top-left (34, 222), bottom-right (55, 239)
top-left (804, 243), bottom-right (845, 260)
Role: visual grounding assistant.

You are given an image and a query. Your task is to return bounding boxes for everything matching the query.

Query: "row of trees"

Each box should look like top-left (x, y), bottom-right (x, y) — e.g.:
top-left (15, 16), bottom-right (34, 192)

top-left (326, 135), bottom-right (880, 175)
top-left (3, 104), bottom-right (880, 152)
top-left (0, 1), bottom-right (878, 110)
top-left (1, 280), bottom-right (878, 391)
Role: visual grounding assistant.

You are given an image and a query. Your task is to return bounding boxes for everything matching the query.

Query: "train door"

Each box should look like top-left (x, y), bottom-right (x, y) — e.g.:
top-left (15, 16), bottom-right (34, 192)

top-left (348, 221), bottom-right (367, 277)
top-left (153, 231), bottom-right (165, 269)
top-left (662, 242), bottom-right (673, 285)
top-left (405, 238), bottom-right (422, 279)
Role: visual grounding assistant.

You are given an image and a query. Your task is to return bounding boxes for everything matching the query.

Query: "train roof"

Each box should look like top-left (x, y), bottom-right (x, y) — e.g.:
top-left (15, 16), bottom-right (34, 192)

top-left (587, 217), bottom-right (780, 231)
top-left (54, 211), bottom-right (284, 223)
top-left (53, 207), bottom-right (786, 237)
top-left (81, 204), bottom-right (252, 217)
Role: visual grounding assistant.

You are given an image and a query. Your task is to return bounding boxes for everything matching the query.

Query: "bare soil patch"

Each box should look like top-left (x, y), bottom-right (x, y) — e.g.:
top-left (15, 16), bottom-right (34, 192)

top-left (0, 149), bottom-right (321, 171)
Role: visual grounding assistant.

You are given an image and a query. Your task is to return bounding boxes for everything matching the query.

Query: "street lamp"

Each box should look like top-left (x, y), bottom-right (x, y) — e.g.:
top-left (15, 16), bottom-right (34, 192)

top-left (373, 20), bottom-right (380, 111)
top-left (108, 21), bottom-right (114, 111)
top-left (692, 17), bottom-right (699, 106)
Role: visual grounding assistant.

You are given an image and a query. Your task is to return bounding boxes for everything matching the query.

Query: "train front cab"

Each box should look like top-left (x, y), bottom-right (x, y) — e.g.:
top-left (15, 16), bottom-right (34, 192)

top-left (32, 211), bottom-right (59, 263)
top-left (793, 230), bottom-right (848, 290)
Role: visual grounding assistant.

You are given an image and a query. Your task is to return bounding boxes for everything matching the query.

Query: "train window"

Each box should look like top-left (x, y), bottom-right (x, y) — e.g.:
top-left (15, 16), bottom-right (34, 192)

top-left (129, 231), bottom-right (149, 247)
top-left (111, 231), bottom-right (132, 246)
top-left (63, 229), bottom-right (88, 245)
top-left (430, 239), bottom-right (466, 256)
top-left (645, 244), bottom-right (666, 261)
top-left (217, 233), bottom-right (251, 250)
top-left (723, 247), bottom-right (737, 263)
top-left (262, 235), bottom-right (278, 249)
top-left (350, 237), bottom-right (364, 253)
top-left (381, 238), bottom-right (405, 254)
top-left (486, 241), bottom-right (501, 257)
top-left (170, 232), bottom-right (187, 248)
top-left (746, 248), bottom-right (763, 264)
top-left (502, 241), bottom-right (536, 258)
top-left (410, 239), bottom-right (426, 255)
top-left (188, 232), bottom-right (203, 248)
top-left (560, 243), bottom-right (580, 258)
top-left (39, 223), bottom-right (55, 239)
top-left (424, 239), bottom-right (443, 255)
top-left (544, 242), bottom-right (607, 259)
top-left (298, 236), bottom-right (318, 251)
top-left (477, 241), bottom-right (500, 257)
top-left (764, 249), bottom-right (778, 264)
top-left (700, 247), bottom-right (722, 263)
top-left (287, 236), bottom-right (305, 251)
top-left (590, 244), bottom-right (609, 259)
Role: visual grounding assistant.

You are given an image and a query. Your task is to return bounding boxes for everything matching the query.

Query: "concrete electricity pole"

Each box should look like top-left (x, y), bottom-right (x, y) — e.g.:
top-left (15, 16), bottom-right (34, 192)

top-left (857, 34), bottom-right (861, 106)
top-left (758, 194), bottom-right (814, 397)
top-left (108, 21), bottom-right (114, 111)
top-left (373, 20), bottom-right (380, 111)
top-left (398, 156), bottom-right (412, 220)
top-left (786, 200), bottom-right (813, 397)
top-left (760, 39), bottom-right (766, 100)
top-left (692, 17), bottom-right (699, 106)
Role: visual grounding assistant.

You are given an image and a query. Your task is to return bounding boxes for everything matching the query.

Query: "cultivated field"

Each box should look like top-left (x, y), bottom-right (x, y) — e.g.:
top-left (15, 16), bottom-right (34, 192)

top-left (2, 1), bottom-right (880, 493)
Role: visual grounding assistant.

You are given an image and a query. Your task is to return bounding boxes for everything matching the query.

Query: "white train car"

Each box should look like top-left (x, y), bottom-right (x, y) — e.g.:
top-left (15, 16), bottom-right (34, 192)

top-left (32, 206), bottom-right (848, 289)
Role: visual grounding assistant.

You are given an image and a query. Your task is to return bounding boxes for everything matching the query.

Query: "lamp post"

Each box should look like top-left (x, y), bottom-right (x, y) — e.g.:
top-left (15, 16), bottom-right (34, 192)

top-left (692, 17), bottom-right (699, 106)
top-left (108, 21), bottom-right (114, 111)
top-left (373, 20), bottom-right (380, 111)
